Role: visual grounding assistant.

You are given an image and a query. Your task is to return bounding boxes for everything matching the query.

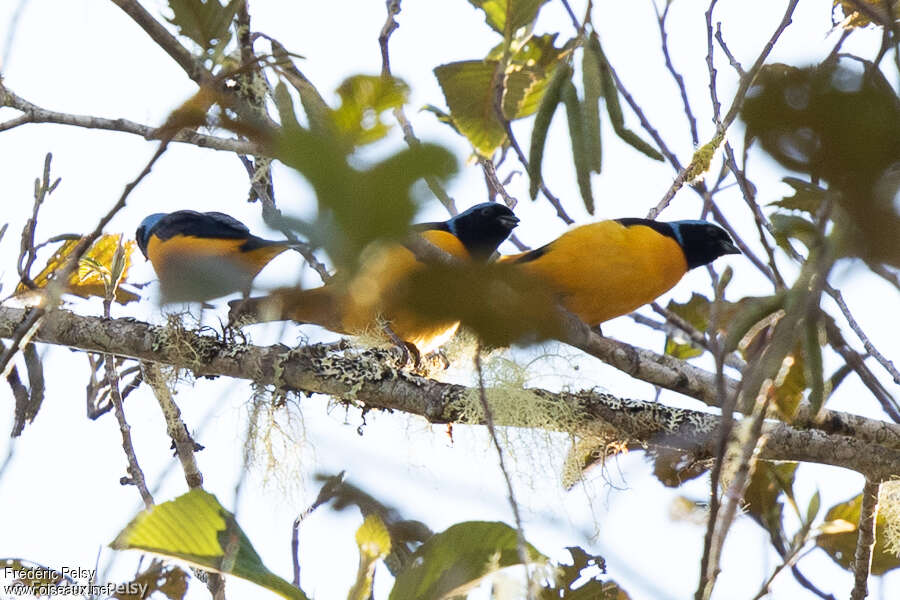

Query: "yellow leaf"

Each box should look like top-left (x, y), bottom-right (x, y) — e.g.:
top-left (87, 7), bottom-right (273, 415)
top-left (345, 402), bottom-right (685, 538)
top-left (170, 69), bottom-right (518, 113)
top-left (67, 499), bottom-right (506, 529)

top-left (15, 234), bottom-right (140, 304)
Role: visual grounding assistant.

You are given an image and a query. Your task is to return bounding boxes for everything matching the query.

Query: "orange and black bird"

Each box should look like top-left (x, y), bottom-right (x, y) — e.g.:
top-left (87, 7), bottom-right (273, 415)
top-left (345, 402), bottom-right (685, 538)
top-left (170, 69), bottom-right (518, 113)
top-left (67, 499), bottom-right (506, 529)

top-left (229, 202), bottom-right (520, 355)
top-left (502, 218), bottom-right (740, 325)
top-left (136, 210), bottom-right (296, 302)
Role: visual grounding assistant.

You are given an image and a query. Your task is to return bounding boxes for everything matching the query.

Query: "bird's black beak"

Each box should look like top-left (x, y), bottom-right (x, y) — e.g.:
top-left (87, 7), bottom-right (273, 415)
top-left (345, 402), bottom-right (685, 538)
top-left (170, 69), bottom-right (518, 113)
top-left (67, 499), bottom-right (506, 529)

top-left (499, 214), bottom-right (520, 230)
top-left (722, 239), bottom-right (741, 255)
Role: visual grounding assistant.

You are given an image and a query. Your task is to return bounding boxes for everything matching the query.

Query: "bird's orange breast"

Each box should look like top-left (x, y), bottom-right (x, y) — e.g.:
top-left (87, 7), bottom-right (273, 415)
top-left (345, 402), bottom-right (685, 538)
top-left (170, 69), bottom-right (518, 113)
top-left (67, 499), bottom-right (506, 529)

top-left (506, 221), bottom-right (688, 325)
top-left (146, 235), bottom-right (290, 300)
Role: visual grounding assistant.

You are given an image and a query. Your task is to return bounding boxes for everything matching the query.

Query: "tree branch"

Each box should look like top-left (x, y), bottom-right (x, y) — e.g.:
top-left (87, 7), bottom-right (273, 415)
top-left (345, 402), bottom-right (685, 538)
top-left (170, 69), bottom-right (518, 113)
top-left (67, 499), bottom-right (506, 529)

top-left (850, 479), bottom-right (880, 600)
top-left (2, 306), bottom-right (900, 479)
top-left (0, 83), bottom-right (260, 153)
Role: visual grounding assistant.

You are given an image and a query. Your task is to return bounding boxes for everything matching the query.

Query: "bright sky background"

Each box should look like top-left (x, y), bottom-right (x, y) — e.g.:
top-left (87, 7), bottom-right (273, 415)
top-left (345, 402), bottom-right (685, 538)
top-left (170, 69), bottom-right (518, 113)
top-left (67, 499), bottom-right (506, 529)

top-left (1, 1), bottom-right (899, 599)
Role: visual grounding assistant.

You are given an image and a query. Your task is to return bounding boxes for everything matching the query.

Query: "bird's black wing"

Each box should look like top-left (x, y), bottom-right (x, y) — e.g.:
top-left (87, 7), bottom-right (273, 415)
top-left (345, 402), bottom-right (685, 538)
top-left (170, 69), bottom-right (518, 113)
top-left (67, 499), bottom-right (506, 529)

top-left (151, 210), bottom-right (252, 241)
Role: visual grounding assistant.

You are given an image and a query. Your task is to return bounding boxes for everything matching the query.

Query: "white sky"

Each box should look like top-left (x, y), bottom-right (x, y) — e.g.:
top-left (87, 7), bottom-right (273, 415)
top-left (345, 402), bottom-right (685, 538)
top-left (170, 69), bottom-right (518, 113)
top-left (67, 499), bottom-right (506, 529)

top-left (0, 1), bottom-right (898, 599)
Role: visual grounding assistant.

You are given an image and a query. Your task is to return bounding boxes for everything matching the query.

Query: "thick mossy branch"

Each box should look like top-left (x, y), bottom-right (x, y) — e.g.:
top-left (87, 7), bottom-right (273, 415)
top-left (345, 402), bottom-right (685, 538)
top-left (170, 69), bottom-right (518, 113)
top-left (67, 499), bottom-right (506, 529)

top-left (1, 306), bottom-right (899, 479)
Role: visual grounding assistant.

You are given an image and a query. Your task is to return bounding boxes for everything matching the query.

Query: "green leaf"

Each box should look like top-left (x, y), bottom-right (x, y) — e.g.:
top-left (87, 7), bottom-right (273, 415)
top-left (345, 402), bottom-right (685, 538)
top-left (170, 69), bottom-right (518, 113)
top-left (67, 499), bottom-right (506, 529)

top-left (348, 514), bottom-right (392, 600)
top-left (270, 39), bottom-right (335, 136)
top-left (527, 63), bottom-right (571, 198)
top-left (587, 36), bottom-right (663, 161)
top-left (467, 0), bottom-right (549, 38)
top-left (333, 75), bottom-right (410, 147)
top-left (110, 489), bottom-right (309, 600)
top-left (501, 34), bottom-right (570, 119)
top-left (722, 293), bottom-right (786, 354)
top-left (274, 125), bottom-right (456, 269)
top-left (538, 547), bottom-right (629, 599)
top-left (166, 0), bottom-right (240, 56)
top-left (742, 60), bottom-right (900, 267)
top-left (581, 41), bottom-right (604, 174)
top-left (389, 521), bottom-right (546, 600)
top-left (769, 177), bottom-right (826, 214)
top-left (562, 80), bottom-right (595, 214)
top-left (770, 214), bottom-right (820, 254)
top-left (807, 490), bottom-right (821, 525)
top-left (434, 60), bottom-right (507, 156)
top-left (744, 462), bottom-right (798, 544)
top-left (803, 310), bottom-right (825, 416)
top-left (273, 81), bottom-right (301, 131)
top-left (817, 493), bottom-right (900, 576)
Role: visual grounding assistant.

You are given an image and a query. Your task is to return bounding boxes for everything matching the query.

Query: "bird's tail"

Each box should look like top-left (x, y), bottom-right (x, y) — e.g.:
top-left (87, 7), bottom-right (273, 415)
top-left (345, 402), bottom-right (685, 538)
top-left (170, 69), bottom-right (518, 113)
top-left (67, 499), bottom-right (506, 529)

top-left (228, 287), bottom-right (345, 332)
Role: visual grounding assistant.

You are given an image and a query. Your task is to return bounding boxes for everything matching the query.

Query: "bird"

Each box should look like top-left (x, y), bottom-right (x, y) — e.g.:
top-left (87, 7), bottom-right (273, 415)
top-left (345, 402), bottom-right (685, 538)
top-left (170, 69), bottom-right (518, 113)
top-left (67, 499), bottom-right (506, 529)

top-left (136, 210), bottom-right (297, 302)
top-left (229, 202), bottom-right (520, 356)
top-left (501, 218), bottom-right (740, 326)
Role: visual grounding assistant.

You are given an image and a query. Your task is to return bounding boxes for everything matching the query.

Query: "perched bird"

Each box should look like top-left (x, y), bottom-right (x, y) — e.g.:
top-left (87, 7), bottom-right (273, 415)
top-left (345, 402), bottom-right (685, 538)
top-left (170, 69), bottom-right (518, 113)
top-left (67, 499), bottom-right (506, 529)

top-left (136, 210), bottom-right (296, 302)
top-left (229, 202), bottom-right (520, 355)
top-left (502, 218), bottom-right (740, 325)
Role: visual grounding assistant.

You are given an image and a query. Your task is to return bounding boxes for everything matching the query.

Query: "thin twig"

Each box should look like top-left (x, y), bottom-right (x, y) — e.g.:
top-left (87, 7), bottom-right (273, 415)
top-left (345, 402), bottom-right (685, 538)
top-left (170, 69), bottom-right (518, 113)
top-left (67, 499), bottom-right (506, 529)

top-left (656, 1), bottom-right (699, 145)
top-left (647, 302), bottom-right (747, 370)
top-left (825, 320), bottom-right (900, 422)
top-left (714, 23), bottom-right (745, 77)
top-left (705, 0), bottom-right (723, 125)
top-left (17, 153), bottom-right (60, 289)
top-left (850, 479), bottom-right (880, 600)
top-left (474, 347), bottom-right (534, 599)
top-left (0, 138), bottom-right (171, 385)
top-left (696, 395), bottom-right (771, 600)
top-left (142, 362), bottom-right (204, 489)
top-left (107, 351), bottom-right (154, 509)
top-left (379, 0), bottom-right (459, 215)
top-left (650, 0), bottom-right (799, 219)
top-left (720, 141), bottom-right (784, 288)
top-left (378, 0), bottom-right (401, 78)
top-left (826, 284), bottom-right (900, 385)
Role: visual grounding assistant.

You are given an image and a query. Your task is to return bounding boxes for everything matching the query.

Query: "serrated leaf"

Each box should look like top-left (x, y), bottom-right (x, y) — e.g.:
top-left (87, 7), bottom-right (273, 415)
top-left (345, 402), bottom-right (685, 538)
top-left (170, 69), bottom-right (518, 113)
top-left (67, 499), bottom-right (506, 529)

top-left (166, 0), bottom-right (240, 57)
top-left (527, 63), bottom-right (570, 198)
top-left (769, 177), bottom-right (826, 214)
top-left (389, 521), bottom-right (546, 600)
top-left (562, 80), bottom-right (595, 214)
top-left (770, 214), bottom-right (820, 254)
top-left (333, 75), bottom-right (410, 147)
top-left (15, 234), bottom-right (140, 304)
top-left (434, 60), bottom-right (507, 156)
top-left (467, 0), bottom-right (549, 38)
top-left (111, 489), bottom-right (309, 600)
top-left (817, 493), bottom-right (900, 575)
